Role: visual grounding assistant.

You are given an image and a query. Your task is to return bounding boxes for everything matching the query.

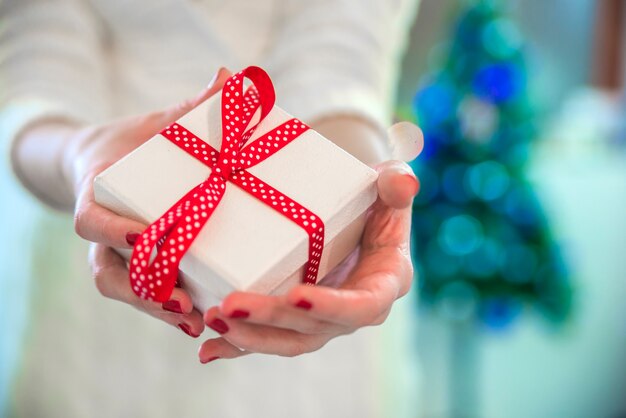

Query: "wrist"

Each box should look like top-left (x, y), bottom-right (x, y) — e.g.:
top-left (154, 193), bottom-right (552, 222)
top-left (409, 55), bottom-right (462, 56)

top-left (60, 125), bottom-right (97, 198)
top-left (14, 121), bottom-right (83, 210)
top-left (310, 115), bottom-right (390, 166)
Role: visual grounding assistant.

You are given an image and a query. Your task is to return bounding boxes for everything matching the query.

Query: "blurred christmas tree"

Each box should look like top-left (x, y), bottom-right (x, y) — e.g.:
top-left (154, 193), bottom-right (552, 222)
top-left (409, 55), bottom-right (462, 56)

top-left (411, 1), bottom-right (572, 330)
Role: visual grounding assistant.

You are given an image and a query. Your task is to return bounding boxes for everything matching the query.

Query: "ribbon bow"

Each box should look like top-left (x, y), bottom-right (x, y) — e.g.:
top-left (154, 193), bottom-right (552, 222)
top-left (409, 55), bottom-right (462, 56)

top-left (129, 67), bottom-right (325, 302)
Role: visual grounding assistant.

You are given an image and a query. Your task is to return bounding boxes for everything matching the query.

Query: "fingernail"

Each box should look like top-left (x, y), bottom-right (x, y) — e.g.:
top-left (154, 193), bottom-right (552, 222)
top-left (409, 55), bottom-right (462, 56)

top-left (207, 318), bottom-right (229, 334)
top-left (178, 323), bottom-right (199, 338)
top-left (126, 232), bottom-right (140, 246)
top-left (163, 300), bottom-right (183, 314)
top-left (206, 72), bottom-right (222, 89)
top-left (207, 73), bottom-right (218, 89)
top-left (229, 309), bottom-right (250, 319)
top-left (201, 356), bottom-right (220, 364)
top-left (387, 122), bottom-right (424, 162)
top-left (188, 69), bottom-right (223, 107)
top-left (207, 67), bottom-right (225, 88)
top-left (294, 299), bottom-right (313, 310)
top-left (402, 173), bottom-right (420, 196)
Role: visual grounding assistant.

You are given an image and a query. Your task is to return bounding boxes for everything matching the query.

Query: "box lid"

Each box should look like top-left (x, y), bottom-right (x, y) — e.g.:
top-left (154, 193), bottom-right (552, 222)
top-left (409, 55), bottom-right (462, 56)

top-left (94, 92), bottom-right (378, 296)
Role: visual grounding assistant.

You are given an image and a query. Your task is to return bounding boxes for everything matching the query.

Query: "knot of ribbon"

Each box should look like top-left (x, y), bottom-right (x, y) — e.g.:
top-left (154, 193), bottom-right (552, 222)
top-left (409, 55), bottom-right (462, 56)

top-left (129, 66), bottom-right (325, 302)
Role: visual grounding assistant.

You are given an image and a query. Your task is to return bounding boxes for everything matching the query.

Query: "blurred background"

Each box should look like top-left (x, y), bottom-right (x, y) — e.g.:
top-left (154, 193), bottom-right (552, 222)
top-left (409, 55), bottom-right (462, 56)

top-left (1, 0), bottom-right (625, 417)
top-left (400, 0), bottom-right (626, 417)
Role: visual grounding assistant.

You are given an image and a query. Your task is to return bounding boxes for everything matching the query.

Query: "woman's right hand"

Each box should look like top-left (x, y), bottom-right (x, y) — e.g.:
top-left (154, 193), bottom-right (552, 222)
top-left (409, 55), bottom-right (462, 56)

top-left (58, 68), bottom-right (231, 337)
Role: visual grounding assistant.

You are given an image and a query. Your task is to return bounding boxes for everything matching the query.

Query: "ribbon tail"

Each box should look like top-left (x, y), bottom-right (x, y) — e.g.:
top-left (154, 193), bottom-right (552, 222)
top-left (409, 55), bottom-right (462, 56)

top-left (129, 173), bottom-right (227, 302)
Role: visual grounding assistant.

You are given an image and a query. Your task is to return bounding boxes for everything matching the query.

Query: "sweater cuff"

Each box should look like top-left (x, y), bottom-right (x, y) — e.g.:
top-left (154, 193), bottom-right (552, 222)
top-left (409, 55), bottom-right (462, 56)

top-left (1, 98), bottom-right (85, 210)
top-left (275, 81), bottom-right (390, 133)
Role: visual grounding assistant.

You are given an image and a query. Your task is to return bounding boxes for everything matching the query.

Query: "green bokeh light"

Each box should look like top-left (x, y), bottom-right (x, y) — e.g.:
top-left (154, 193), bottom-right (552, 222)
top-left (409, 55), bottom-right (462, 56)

top-left (438, 215), bottom-right (485, 256)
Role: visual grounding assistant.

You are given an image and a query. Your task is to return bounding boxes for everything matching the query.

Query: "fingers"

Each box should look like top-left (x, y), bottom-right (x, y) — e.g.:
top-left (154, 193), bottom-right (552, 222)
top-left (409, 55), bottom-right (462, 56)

top-left (284, 273), bottom-right (402, 327)
top-left (194, 162), bottom-right (418, 358)
top-left (89, 242), bottom-right (136, 302)
top-left (89, 243), bottom-right (205, 337)
top-left (364, 160), bottom-right (417, 255)
top-left (183, 68), bottom-right (233, 109)
top-left (375, 160), bottom-right (419, 210)
top-left (138, 67), bottom-right (232, 137)
top-left (218, 292), bottom-right (345, 335)
top-left (198, 337), bottom-right (250, 363)
top-left (196, 266), bottom-right (405, 362)
top-left (75, 184), bottom-right (147, 249)
top-left (211, 266), bottom-right (403, 331)
top-left (203, 307), bottom-right (330, 357)
top-left (74, 68), bottom-right (234, 249)
top-left (355, 191), bottom-right (414, 297)
top-left (166, 287), bottom-right (195, 315)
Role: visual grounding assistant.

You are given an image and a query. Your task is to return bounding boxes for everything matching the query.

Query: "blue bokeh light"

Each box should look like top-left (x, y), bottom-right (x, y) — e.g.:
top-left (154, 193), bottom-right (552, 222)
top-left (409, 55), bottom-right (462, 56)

top-left (438, 215), bottom-right (484, 256)
top-left (504, 186), bottom-right (539, 225)
top-left (414, 80), bottom-right (457, 127)
top-left (466, 160), bottom-right (511, 201)
top-left (502, 244), bottom-right (538, 284)
top-left (480, 297), bottom-right (523, 331)
top-left (464, 237), bottom-right (504, 278)
top-left (437, 281), bottom-right (479, 322)
top-left (473, 63), bottom-right (521, 103)
top-left (425, 240), bottom-right (462, 279)
top-left (412, 164), bottom-right (440, 205)
top-left (482, 18), bottom-right (523, 59)
top-left (443, 164), bottom-right (471, 203)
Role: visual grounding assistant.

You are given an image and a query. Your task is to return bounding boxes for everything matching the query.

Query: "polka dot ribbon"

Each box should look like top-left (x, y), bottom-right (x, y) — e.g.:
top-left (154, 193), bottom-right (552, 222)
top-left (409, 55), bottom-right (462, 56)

top-left (129, 66), bottom-right (325, 302)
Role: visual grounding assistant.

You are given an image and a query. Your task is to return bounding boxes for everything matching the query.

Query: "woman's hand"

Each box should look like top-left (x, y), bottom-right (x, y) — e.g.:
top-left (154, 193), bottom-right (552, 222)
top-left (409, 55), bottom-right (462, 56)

top-left (68, 69), bottom-right (230, 336)
top-left (69, 68), bottom-right (229, 250)
top-left (198, 158), bottom-right (420, 363)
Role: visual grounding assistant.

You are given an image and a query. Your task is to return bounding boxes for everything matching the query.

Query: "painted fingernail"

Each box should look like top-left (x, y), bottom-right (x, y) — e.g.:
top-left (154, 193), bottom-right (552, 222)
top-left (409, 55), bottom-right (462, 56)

top-left (201, 356), bottom-right (220, 364)
top-left (229, 309), bottom-right (250, 319)
top-left (402, 174), bottom-right (420, 196)
top-left (207, 318), bottom-right (229, 334)
top-left (294, 299), bottom-right (313, 310)
top-left (125, 232), bottom-right (140, 246)
top-left (178, 323), bottom-right (199, 338)
top-left (163, 300), bottom-right (183, 314)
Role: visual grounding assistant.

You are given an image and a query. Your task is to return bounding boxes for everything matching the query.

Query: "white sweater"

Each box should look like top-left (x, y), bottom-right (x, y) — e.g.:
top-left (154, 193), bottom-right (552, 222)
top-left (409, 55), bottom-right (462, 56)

top-left (1, 0), bottom-right (417, 161)
top-left (0, 1), bottom-right (420, 417)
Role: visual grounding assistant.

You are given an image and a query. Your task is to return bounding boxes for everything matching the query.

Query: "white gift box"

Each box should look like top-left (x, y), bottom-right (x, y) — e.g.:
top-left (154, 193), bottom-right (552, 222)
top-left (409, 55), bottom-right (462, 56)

top-left (94, 89), bottom-right (378, 312)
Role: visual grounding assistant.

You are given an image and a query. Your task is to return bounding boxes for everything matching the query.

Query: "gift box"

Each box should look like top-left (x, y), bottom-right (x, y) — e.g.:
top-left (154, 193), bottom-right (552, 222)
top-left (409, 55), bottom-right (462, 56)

top-left (94, 67), bottom-right (378, 312)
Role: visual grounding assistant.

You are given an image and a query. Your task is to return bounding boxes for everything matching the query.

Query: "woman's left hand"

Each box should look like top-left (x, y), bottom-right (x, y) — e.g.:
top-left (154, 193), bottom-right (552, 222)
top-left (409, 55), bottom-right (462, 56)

top-left (198, 160), bottom-right (419, 363)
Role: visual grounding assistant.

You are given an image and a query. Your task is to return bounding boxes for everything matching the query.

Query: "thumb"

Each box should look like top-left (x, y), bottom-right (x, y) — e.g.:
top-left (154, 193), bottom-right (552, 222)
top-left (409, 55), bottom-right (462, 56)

top-left (137, 67), bottom-right (233, 136)
top-left (177, 67), bottom-right (233, 115)
top-left (375, 160), bottom-right (419, 210)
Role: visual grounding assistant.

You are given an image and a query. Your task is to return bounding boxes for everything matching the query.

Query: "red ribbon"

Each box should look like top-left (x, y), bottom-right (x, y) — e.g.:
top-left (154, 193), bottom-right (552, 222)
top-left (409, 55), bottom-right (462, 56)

top-left (129, 66), bottom-right (325, 302)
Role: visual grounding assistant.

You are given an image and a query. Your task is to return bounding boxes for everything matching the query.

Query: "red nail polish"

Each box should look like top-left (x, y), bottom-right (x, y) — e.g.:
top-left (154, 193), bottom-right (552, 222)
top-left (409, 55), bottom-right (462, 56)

top-left (294, 299), bottom-right (313, 310)
top-left (126, 232), bottom-right (140, 246)
top-left (229, 309), bottom-right (250, 319)
top-left (163, 300), bottom-right (183, 314)
top-left (201, 356), bottom-right (220, 364)
top-left (403, 174), bottom-right (420, 196)
top-left (207, 318), bottom-right (229, 334)
top-left (178, 323), bottom-right (199, 338)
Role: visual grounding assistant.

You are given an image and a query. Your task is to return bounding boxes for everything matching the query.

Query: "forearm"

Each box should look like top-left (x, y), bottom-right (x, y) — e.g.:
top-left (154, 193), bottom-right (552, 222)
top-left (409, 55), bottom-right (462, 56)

top-left (1, 0), bottom-right (108, 211)
top-left (12, 114), bottom-right (389, 213)
top-left (310, 116), bottom-right (390, 166)
top-left (11, 122), bottom-right (78, 211)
